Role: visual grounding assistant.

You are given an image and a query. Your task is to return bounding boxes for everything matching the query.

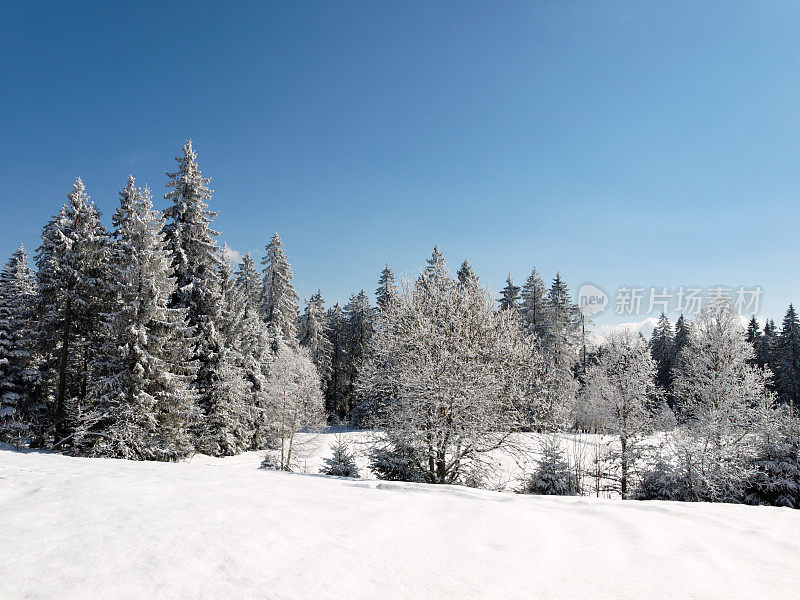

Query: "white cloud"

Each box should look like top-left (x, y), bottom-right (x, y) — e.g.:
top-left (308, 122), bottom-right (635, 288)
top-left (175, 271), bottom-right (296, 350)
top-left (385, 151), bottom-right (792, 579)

top-left (221, 246), bottom-right (244, 265)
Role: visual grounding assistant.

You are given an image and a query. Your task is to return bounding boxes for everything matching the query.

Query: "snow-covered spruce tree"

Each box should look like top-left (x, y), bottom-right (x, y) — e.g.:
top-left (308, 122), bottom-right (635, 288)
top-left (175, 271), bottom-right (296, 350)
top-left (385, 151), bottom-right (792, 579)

top-left (649, 312), bottom-right (674, 396)
top-left (759, 319), bottom-right (778, 379)
top-left (325, 303), bottom-right (348, 418)
top-left (542, 273), bottom-right (580, 368)
top-left (235, 253), bottom-right (263, 315)
top-left (201, 345), bottom-right (252, 456)
top-left (261, 232), bottom-right (299, 347)
top-left (320, 435), bottom-right (360, 478)
top-left (583, 329), bottom-right (660, 497)
top-left (667, 300), bottom-right (773, 502)
top-left (35, 178), bottom-right (110, 449)
top-left (375, 263), bottom-right (398, 312)
top-left (341, 290), bottom-right (373, 418)
top-left (234, 258), bottom-right (273, 450)
top-left (775, 305), bottom-right (800, 409)
top-left (358, 254), bottom-right (544, 485)
top-left (456, 259), bottom-right (479, 287)
top-left (522, 435), bottom-right (578, 496)
top-left (262, 340), bottom-right (325, 471)
top-left (299, 291), bottom-right (332, 386)
top-left (498, 274), bottom-right (521, 312)
top-left (88, 177), bottom-right (196, 459)
top-left (746, 316), bottom-right (761, 351)
top-left (0, 244), bottom-right (40, 443)
top-left (162, 140), bottom-right (226, 443)
top-left (519, 268), bottom-right (550, 343)
top-left (672, 314), bottom-right (691, 366)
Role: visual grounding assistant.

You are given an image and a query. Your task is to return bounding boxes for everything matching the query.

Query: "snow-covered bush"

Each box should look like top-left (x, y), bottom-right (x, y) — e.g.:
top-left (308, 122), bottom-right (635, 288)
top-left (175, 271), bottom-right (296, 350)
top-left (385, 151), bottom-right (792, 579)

top-left (745, 409), bottom-right (800, 508)
top-left (320, 436), bottom-right (360, 478)
top-left (369, 439), bottom-right (426, 482)
top-left (522, 436), bottom-right (577, 496)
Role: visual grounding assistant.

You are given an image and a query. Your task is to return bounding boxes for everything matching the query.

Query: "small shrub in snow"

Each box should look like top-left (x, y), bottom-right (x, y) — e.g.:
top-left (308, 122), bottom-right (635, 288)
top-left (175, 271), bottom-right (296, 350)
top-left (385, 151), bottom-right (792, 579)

top-left (369, 441), bottom-right (426, 482)
top-left (522, 436), bottom-right (577, 496)
top-left (321, 437), bottom-right (360, 478)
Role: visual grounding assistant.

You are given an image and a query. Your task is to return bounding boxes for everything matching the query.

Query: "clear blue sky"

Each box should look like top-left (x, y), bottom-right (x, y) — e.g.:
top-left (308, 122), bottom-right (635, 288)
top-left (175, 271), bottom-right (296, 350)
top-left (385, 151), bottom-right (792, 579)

top-left (2, 1), bottom-right (799, 328)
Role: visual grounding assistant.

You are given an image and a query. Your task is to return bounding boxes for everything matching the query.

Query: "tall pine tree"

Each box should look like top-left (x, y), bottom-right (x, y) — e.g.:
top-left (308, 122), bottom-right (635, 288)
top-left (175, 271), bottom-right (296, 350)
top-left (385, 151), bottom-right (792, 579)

top-left (261, 232), bottom-right (299, 346)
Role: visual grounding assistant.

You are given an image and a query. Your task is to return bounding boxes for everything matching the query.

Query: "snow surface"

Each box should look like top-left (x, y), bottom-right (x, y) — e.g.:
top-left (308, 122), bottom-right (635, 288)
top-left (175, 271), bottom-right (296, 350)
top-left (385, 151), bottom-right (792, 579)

top-left (2, 438), bottom-right (799, 600)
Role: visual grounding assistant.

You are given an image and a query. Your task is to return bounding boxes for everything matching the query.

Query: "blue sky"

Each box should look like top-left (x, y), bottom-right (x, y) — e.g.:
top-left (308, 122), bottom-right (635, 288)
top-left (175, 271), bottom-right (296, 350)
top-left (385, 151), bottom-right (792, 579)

top-left (2, 1), bottom-right (799, 328)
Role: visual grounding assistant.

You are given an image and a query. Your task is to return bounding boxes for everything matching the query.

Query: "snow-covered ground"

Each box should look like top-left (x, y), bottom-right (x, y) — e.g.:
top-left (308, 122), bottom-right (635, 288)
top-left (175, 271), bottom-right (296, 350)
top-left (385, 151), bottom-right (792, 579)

top-left (2, 436), bottom-right (799, 600)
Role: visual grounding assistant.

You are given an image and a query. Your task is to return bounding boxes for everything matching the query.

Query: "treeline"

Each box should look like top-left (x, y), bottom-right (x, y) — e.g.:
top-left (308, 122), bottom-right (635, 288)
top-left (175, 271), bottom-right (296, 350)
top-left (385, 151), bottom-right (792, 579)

top-left (0, 140), bottom-right (797, 508)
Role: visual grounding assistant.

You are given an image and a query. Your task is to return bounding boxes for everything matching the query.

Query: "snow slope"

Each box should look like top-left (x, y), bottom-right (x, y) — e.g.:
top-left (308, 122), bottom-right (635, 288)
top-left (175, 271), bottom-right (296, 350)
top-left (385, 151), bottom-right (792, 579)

top-left (1, 446), bottom-right (798, 600)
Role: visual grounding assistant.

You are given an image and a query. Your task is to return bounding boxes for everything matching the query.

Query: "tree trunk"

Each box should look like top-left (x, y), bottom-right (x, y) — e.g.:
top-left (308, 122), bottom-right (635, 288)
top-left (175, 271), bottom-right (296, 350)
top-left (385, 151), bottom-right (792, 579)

top-left (620, 436), bottom-right (628, 498)
top-left (56, 296), bottom-right (73, 443)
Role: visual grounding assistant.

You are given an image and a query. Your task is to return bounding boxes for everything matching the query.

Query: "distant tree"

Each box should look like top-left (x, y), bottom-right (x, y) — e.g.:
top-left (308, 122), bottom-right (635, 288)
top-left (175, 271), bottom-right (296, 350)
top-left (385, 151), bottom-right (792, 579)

top-left (299, 291), bottom-right (333, 386)
top-left (261, 232), bottom-right (299, 346)
top-left (342, 290), bottom-right (373, 417)
top-left (498, 274), bottom-right (520, 312)
top-left (375, 264), bottom-right (398, 312)
top-left (775, 305), bottom-right (800, 409)
top-left (649, 312), bottom-right (674, 400)
top-left (456, 260), bottom-right (479, 287)
top-left (519, 268), bottom-right (550, 342)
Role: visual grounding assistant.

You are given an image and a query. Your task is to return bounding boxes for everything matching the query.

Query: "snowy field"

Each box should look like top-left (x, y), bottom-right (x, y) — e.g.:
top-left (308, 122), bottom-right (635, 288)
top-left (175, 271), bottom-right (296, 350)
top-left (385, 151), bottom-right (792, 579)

top-left (2, 434), bottom-right (799, 600)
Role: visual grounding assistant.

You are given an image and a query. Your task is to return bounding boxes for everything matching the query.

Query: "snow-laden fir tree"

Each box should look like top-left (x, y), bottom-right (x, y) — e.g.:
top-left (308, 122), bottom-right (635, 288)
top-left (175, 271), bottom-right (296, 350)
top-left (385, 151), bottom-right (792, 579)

top-left (745, 406), bottom-right (800, 507)
top-left (262, 340), bottom-right (325, 471)
top-left (425, 245), bottom-right (447, 282)
top-left (299, 291), bottom-right (332, 387)
top-left (88, 177), bottom-right (196, 459)
top-left (325, 303), bottom-right (348, 418)
top-left (358, 253), bottom-right (545, 485)
top-left (775, 305), bottom-right (800, 408)
top-left (375, 263), bottom-right (398, 312)
top-left (672, 314), bottom-right (691, 363)
top-left (235, 254), bottom-right (273, 449)
top-left (261, 232), bottom-right (299, 346)
top-left (540, 273), bottom-right (581, 372)
top-left (35, 178), bottom-right (110, 448)
top-left (456, 259), bottom-right (479, 287)
top-left (759, 319), bottom-right (778, 377)
top-left (649, 312), bottom-right (674, 398)
top-left (320, 435), bottom-right (360, 478)
top-left (583, 329), bottom-right (660, 497)
top-left (0, 244), bottom-right (40, 443)
top-left (342, 290), bottom-right (373, 417)
top-left (498, 274), bottom-right (521, 312)
top-left (162, 140), bottom-right (226, 440)
top-left (200, 345), bottom-right (252, 456)
top-left (519, 267), bottom-right (550, 342)
top-left (522, 435), bottom-right (577, 496)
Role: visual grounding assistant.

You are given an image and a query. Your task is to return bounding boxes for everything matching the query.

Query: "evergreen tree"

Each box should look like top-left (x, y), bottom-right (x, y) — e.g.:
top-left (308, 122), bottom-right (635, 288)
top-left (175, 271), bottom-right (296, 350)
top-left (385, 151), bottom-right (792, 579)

top-left (342, 290), bottom-right (373, 418)
top-left (672, 314), bottom-right (691, 364)
top-left (0, 244), bottom-right (39, 442)
top-left (162, 140), bottom-right (225, 438)
top-left (519, 267), bottom-right (550, 342)
top-left (760, 319), bottom-right (778, 381)
top-left (299, 291), bottom-right (333, 387)
top-left (320, 436), bottom-right (360, 478)
top-left (456, 260), bottom-right (479, 287)
top-left (200, 345), bottom-right (251, 456)
top-left (775, 305), bottom-right (800, 408)
top-left (522, 436), bottom-right (577, 496)
top-left (88, 177), bottom-right (196, 459)
top-left (543, 273), bottom-right (580, 370)
top-left (261, 232), bottom-right (299, 346)
top-left (325, 303), bottom-right (348, 418)
top-left (235, 258), bottom-right (273, 450)
top-left (649, 312), bottom-right (674, 396)
top-left (35, 178), bottom-right (110, 447)
top-left (375, 263), bottom-right (398, 311)
top-left (498, 274), bottom-right (520, 312)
